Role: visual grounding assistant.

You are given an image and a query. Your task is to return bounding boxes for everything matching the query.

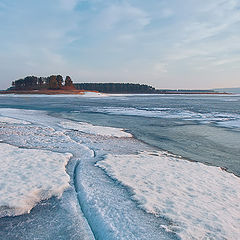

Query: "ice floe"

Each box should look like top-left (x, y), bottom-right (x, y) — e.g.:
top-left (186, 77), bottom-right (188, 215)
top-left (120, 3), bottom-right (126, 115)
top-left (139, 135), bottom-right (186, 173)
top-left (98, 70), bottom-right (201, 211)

top-left (0, 143), bottom-right (72, 217)
top-left (96, 151), bottom-right (240, 240)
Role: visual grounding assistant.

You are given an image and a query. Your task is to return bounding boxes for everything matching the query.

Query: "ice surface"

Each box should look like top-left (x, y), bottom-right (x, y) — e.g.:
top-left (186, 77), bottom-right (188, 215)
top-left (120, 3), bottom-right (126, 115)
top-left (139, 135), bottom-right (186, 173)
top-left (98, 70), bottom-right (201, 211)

top-left (88, 106), bottom-right (240, 129)
top-left (0, 143), bottom-right (72, 217)
top-left (0, 116), bottom-right (30, 124)
top-left (60, 121), bottom-right (132, 138)
top-left (94, 106), bottom-right (175, 118)
top-left (1, 104), bottom-right (239, 239)
top-left (0, 108), bottom-right (63, 127)
top-left (218, 119), bottom-right (240, 128)
top-left (0, 108), bottom-right (43, 124)
top-left (87, 106), bottom-right (238, 120)
top-left (97, 151), bottom-right (240, 240)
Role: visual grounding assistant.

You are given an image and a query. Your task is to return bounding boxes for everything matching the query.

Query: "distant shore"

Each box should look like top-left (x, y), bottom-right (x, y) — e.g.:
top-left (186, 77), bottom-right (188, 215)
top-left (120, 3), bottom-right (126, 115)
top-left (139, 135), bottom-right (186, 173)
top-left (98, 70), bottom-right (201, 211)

top-left (0, 89), bottom-right (231, 95)
top-left (0, 89), bottom-right (93, 95)
top-left (6, 75), bottom-right (233, 95)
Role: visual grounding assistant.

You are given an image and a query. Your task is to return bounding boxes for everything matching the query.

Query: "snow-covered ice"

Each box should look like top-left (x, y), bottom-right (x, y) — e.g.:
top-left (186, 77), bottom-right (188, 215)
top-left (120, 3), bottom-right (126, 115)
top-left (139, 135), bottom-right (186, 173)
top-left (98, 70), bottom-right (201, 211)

top-left (60, 121), bottom-right (132, 138)
top-left (218, 119), bottom-right (240, 128)
top-left (0, 143), bottom-right (72, 217)
top-left (88, 106), bottom-right (240, 128)
top-left (96, 151), bottom-right (240, 240)
top-left (0, 116), bottom-right (30, 124)
top-left (1, 104), bottom-right (239, 240)
top-left (82, 91), bottom-right (107, 97)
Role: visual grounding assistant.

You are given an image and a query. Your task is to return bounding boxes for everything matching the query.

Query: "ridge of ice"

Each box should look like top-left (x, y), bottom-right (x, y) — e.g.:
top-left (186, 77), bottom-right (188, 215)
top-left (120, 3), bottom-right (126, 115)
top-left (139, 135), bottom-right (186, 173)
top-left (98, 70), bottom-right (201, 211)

top-left (96, 151), bottom-right (240, 240)
top-left (0, 143), bottom-right (72, 217)
top-left (59, 121), bottom-right (132, 138)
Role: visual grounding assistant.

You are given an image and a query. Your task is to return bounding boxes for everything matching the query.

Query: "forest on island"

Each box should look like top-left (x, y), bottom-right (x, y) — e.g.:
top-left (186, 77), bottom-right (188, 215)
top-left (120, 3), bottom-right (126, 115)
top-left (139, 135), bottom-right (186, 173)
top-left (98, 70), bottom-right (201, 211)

top-left (9, 76), bottom-right (217, 94)
top-left (74, 83), bottom-right (217, 94)
top-left (11, 75), bottom-right (74, 90)
top-left (74, 83), bottom-right (156, 93)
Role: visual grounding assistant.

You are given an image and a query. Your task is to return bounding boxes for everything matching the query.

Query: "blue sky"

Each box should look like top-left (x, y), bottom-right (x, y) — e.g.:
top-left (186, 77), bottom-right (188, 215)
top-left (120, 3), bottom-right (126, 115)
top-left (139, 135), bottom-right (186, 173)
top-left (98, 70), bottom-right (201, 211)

top-left (0, 0), bottom-right (239, 89)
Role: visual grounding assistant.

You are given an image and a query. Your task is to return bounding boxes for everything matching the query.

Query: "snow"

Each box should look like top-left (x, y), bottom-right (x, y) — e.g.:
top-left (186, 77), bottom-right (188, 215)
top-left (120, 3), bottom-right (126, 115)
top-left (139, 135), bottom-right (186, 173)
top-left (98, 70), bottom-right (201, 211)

top-left (59, 121), bottom-right (132, 138)
top-left (0, 143), bottom-right (72, 217)
top-left (96, 151), bottom-right (240, 240)
top-left (82, 91), bottom-right (107, 97)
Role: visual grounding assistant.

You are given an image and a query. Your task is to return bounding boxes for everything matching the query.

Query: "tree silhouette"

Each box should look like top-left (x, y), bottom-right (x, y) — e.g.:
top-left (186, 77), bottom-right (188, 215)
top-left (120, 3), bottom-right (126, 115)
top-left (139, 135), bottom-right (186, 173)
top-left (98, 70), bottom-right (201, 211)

top-left (49, 75), bottom-right (58, 89)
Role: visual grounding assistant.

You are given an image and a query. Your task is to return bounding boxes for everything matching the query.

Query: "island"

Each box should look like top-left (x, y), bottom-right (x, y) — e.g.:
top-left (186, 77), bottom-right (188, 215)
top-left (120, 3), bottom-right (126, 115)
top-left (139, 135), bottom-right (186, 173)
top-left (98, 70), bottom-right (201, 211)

top-left (0, 75), bottom-right (229, 94)
top-left (1, 75), bottom-right (85, 95)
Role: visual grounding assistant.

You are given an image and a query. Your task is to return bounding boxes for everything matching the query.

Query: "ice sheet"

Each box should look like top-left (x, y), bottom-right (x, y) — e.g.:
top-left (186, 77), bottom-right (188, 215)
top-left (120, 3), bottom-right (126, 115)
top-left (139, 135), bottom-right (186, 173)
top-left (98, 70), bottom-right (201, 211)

top-left (96, 151), bottom-right (240, 240)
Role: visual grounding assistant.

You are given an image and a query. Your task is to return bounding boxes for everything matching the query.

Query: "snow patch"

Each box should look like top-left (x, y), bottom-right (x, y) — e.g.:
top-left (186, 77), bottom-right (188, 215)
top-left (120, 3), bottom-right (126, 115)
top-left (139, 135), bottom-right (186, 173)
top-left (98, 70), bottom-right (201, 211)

top-left (96, 151), bottom-right (240, 240)
top-left (82, 91), bottom-right (107, 97)
top-left (0, 143), bottom-right (72, 217)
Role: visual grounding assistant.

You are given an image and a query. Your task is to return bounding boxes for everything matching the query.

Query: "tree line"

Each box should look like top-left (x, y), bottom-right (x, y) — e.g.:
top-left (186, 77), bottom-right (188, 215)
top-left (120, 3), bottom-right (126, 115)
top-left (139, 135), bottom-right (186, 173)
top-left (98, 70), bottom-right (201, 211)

top-left (10, 77), bottom-right (217, 94)
top-left (74, 83), bottom-right (156, 93)
top-left (11, 75), bottom-right (73, 90)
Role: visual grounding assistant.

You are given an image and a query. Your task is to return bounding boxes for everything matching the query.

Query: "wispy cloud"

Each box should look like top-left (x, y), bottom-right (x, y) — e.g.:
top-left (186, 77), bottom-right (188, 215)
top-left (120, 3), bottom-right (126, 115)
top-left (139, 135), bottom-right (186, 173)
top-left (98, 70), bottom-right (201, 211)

top-left (0, 0), bottom-right (239, 89)
top-left (92, 2), bottom-right (150, 31)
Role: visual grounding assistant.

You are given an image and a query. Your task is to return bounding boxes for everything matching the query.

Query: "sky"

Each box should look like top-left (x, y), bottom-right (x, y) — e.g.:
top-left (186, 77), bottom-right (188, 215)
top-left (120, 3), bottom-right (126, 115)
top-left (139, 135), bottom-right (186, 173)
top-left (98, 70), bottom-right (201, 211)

top-left (0, 0), bottom-right (239, 89)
